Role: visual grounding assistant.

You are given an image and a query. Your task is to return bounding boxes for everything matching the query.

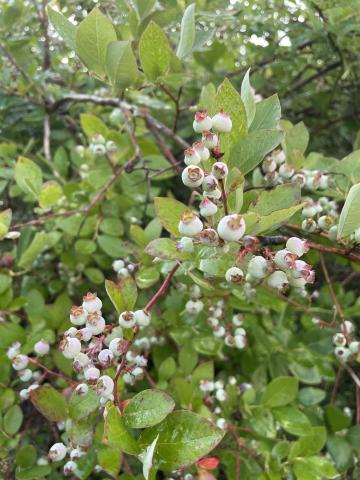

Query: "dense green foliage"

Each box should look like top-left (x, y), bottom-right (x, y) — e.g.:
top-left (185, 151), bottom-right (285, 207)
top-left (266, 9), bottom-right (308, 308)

top-left (1, 1), bottom-right (360, 479)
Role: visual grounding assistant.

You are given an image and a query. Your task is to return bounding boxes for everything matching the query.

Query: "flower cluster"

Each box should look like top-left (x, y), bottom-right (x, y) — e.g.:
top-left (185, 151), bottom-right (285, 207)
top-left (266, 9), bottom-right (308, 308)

top-left (253, 150), bottom-right (331, 191)
top-left (333, 322), bottom-right (359, 363)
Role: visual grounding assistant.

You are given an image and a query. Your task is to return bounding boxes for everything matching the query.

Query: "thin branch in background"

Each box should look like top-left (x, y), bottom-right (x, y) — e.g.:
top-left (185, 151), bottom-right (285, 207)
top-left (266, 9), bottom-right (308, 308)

top-left (146, 118), bottom-right (182, 173)
top-left (43, 114), bottom-right (51, 161)
top-left (40, 0), bottom-right (51, 70)
top-left (331, 366), bottom-right (343, 404)
top-left (319, 253), bottom-right (349, 339)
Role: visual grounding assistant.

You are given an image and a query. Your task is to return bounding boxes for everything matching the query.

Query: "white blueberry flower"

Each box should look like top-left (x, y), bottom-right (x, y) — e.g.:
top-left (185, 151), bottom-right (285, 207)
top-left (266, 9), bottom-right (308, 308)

top-left (106, 140), bottom-right (117, 154)
top-left (19, 389), bottom-right (29, 400)
top-left (112, 259), bottom-right (125, 273)
top-left (292, 173), bottom-right (306, 187)
top-left (213, 326), bottom-right (226, 337)
top-left (176, 236), bottom-right (194, 253)
top-left (292, 260), bottom-right (315, 283)
top-left (302, 204), bottom-right (317, 218)
top-left (60, 337), bottom-right (82, 359)
top-left (132, 367), bottom-right (144, 377)
top-left (34, 339), bottom-right (50, 356)
top-left (204, 187), bottom-right (222, 200)
top-left (208, 317), bottom-right (219, 328)
top-left (91, 143), bottom-right (106, 156)
top-left (262, 156), bottom-right (277, 174)
top-left (185, 299), bottom-right (204, 315)
top-left (247, 256), bottom-right (269, 279)
top-left (202, 131), bottom-right (218, 149)
top-left (193, 111), bottom-right (212, 133)
top-left (200, 380), bottom-right (215, 392)
top-left (216, 418), bottom-right (227, 429)
top-left (286, 237), bottom-right (309, 257)
top-left (212, 110), bottom-right (232, 133)
top-left (217, 214), bottom-right (246, 242)
top-left (64, 460), bottom-right (77, 476)
top-left (178, 210), bottom-right (203, 237)
top-left (267, 271), bottom-right (289, 290)
top-left (75, 383), bottom-right (89, 396)
top-left (328, 225), bottom-right (338, 241)
top-left (70, 448), bottom-right (85, 460)
top-left (318, 215), bottom-right (335, 231)
top-left (264, 171), bottom-right (279, 187)
top-left (333, 333), bottom-right (346, 347)
top-left (234, 334), bottom-right (246, 349)
top-left (86, 313), bottom-right (106, 335)
top-left (84, 366), bottom-right (100, 381)
top-left (109, 337), bottom-right (126, 356)
top-left (96, 375), bottom-right (114, 397)
top-left (302, 218), bottom-right (317, 232)
top-left (279, 163), bottom-right (295, 179)
top-left (273, 150), bottom-right (286, 165)
top-left (19, 369), bottom-right (32, 382)
top-left (6, 341), bottom-right (21, 360)
top-left (202, 174), bottom-right (218, 192)
top-left (349, 341), bottom-right (360, 354)
top-left (225, 267), bottom-right (244, 284)
top-left (135, 355), bottom-right (148, 367)
top-left (274, 249), bottom-right (297, 270)
top-left (134, 309), bottom-right (151, 327)
top-left (216, 389), bottom-right (227, 402)
top-left (12, 354), bottom-right (29, 371)
top-left (342, 321), bottom-right (354, 335)
top-left (64, 327), bottom-right (78, 338)
top-left (182, 165), bottom-right (205, 188)
top-left (82, 292), bottom-right (102, 314)
top-left (48, 443), bottom-right (67, 462)
top-left (77, 327), bottom-right (93, 342)
top-left (193, 141), bottom-right (210, 161)
top-left (232, 314), bottom-right (244, 326)
top-left (212, 161), bottom-right (229, 179)
top-left (92, 134), bottom-right (105, 144)
top-left (184, 147), bottom-right (201, 166)
top-left (98, 349), bottom-right (114, 367)
top-left (199, 228), bottom-right (219, 246)
top-left (225, 335), bottom-right (236, 347)
top-left (118, 311), bottom-right (136, 329)
top-left (228, 376), bottom-right (237, 386)
top-left (70, 306), bottom-right (87, 326)
top-left (123, 372), bottom-right (135, 385)
top-left (199, 197), bottom-right (218, 217)
top-left (334, 347), bottom-right (351, 363)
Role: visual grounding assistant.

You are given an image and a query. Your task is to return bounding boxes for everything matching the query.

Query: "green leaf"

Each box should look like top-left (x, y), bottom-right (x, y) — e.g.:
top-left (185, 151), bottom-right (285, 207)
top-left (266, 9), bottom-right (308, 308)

top-left (212, 78), bottom-right (247, 163)
top-left (0, 208), bottom-right (12, 240)
top-left (261, 376), bottom-right (298, 407)
top-left (105, 275), bottom-right (138, 313)
top-left (327, 435), bottom-right (352, 472)
top-left (136, 266), bottom-right (160, 289)
top-left (103, 403), bottom-right (140, 455)
top-left (154, 197), bottom-right (188, 236)
top-left (283, 122), bottom-right (309, 169)
top-left (158, 357), bottom-right (177, 381)
top-left (298, 387), bottom-right (326, 406)
top-left (337, 183), bottom-right (360, 238)
top-left (289, 426), bottom-right (327, 459)
top-left (76, 7), bottom-right (117, 78)
top-left (16, 444), bottom-right (36, 469)
top-left (4, 404), bottom-right (23, 435)
top-left (229, 129), bottom-right (283, 173)
top-left (97, 445), bottom-right (122, 478)
top-left (15, 465), bottom-right (51, 480)
top-left (193, 336), bottom-right (223, 356)
top-left (138, 410), bottom-right (224, 471)
top-left (241, 69), bottom-right (256, 127)
top-left (29, 385), bottom-right (68, 422)
top-left (253, 204), bottom-right (303, 235)
top-left (123, 390), bottom-right (175, 428)
top-left (18, 231), bottom-right (61, 269)
top-left (250, 183), bottom-right (301, 216)
top-left (325, 404), bottom-right (351, 432)
top-left (38, 181), bottom-right (63, 208)
top-left (141, 435), bottom-right (158, 480)
top-left (47, 7), bottom-right (77, 50)
top-left (145, 238), bottom-right (191, 261)
top-left (69, 389), bottom-right (99, 421)
top-left (293, 456), bottom-right (338, 480)
top-left (139, 22), bottom-right (172, 81)
top-left (15, 156), bottom-right (43, 198)
top-left (273, 406), bottom-right (312, 436)
top-left (250, 94), bottom-right (281, 131)
top-left (106, 41), bottom-right (138, 90)
top-left (346, 425), bottom-right (360, 448)
top-left (80, 113), bottom-right (108, 140)
top-left (176, 3), bottom-right (196, 59)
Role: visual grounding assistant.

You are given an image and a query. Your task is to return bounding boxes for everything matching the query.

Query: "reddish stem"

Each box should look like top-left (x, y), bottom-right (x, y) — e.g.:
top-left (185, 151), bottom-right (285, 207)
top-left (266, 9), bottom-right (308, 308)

top-left (219, 179), bottom-right (229, 215)
top-left (144, 263), bottom-right (180, 312)
top-left (28, 357), bottom-right (78, 386)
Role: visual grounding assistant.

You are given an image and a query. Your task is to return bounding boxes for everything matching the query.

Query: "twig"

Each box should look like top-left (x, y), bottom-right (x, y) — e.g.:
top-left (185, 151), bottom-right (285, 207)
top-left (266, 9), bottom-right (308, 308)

top-left (145, 119), bottom-right (182, 173)
top-left (28, 357), bottom-right (77, 386)
top-left (40, 0), bottom-right (51, 70)
top-left (219, 179), bottom-right (228, 215)
top-left (331, 366), bottom-right (343, 404)
top-left (144, 263), bottom-right (180, 312)
top-left (319, 253), bottom-right (349, 339)
top-left (343, 363), bottom-right (360, 389)
top-left (43, 114), bottom-right (51, 161)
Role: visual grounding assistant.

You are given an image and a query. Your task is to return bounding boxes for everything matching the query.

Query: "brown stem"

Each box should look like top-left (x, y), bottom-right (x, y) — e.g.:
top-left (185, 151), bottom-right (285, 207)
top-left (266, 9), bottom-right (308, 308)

top-left (356, 387), bottom-right (360, 424)
top-left (144, 263), bottom-right (180, 312)
top-left (219, 179), bottom-right (228, 215)
top-left (331, 366), bottom-right (343, 404)
top-left (28, 357), bottom-right (77, 386)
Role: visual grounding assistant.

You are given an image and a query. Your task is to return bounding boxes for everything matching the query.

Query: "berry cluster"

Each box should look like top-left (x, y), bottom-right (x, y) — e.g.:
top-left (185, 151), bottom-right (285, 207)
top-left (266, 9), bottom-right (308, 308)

top-left (333, 322), bottom-right (360, 363)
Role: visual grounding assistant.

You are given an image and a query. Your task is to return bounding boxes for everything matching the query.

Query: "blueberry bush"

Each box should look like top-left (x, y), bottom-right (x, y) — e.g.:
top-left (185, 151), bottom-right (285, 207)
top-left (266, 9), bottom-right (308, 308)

top-left (1, 1), bottom-right (360, 479)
